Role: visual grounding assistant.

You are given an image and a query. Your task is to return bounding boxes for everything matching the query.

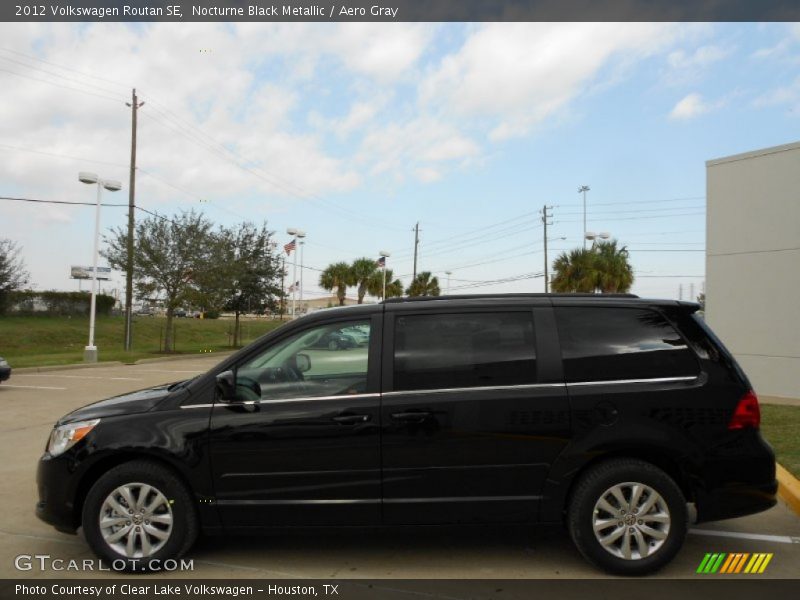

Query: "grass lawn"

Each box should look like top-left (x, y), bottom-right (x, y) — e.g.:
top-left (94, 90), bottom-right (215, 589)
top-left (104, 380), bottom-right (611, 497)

top-left (760, 404), bottom-right (800, 479)
top-left (0, 315), bottom-right (286, 368)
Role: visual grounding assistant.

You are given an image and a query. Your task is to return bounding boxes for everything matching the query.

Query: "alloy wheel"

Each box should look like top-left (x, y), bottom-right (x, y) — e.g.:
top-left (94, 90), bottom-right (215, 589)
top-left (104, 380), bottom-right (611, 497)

top-left (98, 482), bottom-right (173, 558)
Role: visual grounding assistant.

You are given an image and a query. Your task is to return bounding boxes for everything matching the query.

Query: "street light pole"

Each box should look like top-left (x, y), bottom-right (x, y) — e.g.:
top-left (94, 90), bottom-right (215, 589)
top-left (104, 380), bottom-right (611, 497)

top-left (379, 250), bottom-right (391, 300)
top-left (578, 185), bottom-right (590, 249)
top-left (79, 172), bottom-right (122, 363)
top-left (286, 228), bottom-right (303, 318)
top-left (445, 271), bottom-right (452, 294)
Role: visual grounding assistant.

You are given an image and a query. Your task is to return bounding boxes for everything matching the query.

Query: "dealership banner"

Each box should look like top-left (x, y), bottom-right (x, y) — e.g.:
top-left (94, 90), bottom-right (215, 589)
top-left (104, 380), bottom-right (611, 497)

top-left (4, 0), bottom-right (800, 22)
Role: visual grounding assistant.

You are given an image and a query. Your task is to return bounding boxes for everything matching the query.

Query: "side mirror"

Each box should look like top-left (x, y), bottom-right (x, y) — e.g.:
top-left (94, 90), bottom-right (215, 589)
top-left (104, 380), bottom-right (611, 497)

top-left (215, 370), bottom-right (236, 401)
top-left (295, 353), bottom-right (311, 373)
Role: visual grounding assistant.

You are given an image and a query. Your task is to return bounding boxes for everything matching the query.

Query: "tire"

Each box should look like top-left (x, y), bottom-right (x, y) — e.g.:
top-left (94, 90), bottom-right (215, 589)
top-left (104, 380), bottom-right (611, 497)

top-left (567, 458), bottom-right (687, 576)
top-left (81, 460), bottom-right (198, 572)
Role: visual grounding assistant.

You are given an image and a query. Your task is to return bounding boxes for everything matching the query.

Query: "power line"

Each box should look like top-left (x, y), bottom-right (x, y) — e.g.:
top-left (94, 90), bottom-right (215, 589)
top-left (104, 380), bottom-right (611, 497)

top-left (0, 143), bottom-right (129, 168)
top-left (0, 53), bottom-right (126, 98)
top-left (0, 47), bottom-right (130, 90)
top-left (0, 195), bottom-right (126, 207)
top-left (0, 67), bottom-right (125, 104)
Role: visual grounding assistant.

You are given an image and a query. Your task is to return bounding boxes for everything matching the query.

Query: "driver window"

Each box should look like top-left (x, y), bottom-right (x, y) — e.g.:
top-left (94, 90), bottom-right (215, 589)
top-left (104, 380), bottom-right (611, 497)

top-left (234, 320), bottom-right (371, 402)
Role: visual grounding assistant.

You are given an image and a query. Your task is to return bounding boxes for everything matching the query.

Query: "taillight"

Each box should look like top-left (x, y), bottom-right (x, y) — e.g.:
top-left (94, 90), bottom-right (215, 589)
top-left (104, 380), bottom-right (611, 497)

top-left (728, 390), bottom-right (760, 430)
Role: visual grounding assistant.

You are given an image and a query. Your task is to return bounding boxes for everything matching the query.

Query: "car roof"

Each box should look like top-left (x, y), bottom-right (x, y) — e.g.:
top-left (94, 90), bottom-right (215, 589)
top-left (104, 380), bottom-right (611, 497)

top-left (295, 295), bottom-right (697, 322)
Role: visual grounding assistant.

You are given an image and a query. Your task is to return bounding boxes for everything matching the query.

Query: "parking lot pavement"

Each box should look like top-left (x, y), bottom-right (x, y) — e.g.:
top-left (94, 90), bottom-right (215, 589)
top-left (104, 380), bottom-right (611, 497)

top-left (1, 355), bottom-right (798, 579)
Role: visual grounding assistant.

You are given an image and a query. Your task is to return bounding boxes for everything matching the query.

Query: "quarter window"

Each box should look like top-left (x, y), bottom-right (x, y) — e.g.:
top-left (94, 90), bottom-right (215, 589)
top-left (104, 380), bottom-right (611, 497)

top-left (234, 320), bottom-right (371, 401)
top-left (393, 312), bottom-right (537, 392)
top-left (555, 307), bottom-right (699, 383)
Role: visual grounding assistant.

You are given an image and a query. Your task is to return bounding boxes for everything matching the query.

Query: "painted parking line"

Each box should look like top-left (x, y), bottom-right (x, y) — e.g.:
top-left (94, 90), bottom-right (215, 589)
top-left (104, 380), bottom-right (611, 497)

top-left (0, 384), bottom-right (67, 391)
top-left (14, 374), bottom-right (142, 381)
top-left (689, 529), bottom-right (800, 544)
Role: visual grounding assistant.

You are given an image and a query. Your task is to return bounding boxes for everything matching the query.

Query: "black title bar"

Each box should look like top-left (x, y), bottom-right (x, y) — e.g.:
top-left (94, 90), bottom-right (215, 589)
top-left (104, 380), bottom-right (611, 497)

top-left (5, 0), bottom-right (800, 22)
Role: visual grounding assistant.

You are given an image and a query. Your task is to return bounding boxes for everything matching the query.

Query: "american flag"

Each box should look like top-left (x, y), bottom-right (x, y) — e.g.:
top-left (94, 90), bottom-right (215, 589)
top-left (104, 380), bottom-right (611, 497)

top-left (288, 281), bottom-right (299, 292)
top-left (283, 239), bottom-right (296, 255)
top-left (376, 256), bottom-right (386, 267)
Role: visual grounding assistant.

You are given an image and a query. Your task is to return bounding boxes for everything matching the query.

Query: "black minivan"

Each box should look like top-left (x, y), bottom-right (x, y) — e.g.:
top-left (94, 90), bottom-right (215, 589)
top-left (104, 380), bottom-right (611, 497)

top-left (36, 294), bottom-right (777, 575)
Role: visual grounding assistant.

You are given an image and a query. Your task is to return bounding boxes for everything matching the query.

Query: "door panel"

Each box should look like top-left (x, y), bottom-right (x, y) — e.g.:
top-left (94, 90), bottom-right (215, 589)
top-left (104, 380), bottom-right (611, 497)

top-left (209, 314), bottom-right (381, 528)
top-left (380, 307), bottom-right (571, 524)
top-left (381, 384), bottom-right (569, 523)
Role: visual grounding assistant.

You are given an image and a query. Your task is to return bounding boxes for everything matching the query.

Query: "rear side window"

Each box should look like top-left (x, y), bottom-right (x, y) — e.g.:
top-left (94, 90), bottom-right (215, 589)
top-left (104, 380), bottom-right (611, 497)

top-left (555, 307), bottom-right (699, 383)
top-left (393, 312), bottom-right (537, 391)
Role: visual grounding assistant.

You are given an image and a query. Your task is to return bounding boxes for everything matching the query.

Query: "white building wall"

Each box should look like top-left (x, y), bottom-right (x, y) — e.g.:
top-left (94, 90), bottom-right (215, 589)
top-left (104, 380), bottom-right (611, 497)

top-left (706, 142), bottom-right (800, 399)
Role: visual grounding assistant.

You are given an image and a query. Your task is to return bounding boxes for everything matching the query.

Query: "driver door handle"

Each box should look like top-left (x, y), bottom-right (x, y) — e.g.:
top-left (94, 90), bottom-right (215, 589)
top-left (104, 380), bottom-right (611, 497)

top-left (332, 413), bottom-right (371, 424)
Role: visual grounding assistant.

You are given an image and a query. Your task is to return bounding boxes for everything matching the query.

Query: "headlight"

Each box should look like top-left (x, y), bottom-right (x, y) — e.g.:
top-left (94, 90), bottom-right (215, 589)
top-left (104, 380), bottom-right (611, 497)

top-left (0, 359), bottom-right (8, 367)
top-left (47, 419), bottom-right (100, 457)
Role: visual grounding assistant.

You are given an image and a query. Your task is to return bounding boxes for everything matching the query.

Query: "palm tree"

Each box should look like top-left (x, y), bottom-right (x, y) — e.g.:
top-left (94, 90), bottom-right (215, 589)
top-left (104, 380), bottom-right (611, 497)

top-left (406, 271), bottom-right (440, 297)
top-left (350, 257), bottom-right (378, 304)
top-left (319, 262), bottom-right (351, 306)
top-left (594, 240), bottom-right (634, 293)
top-left (550, 240), bottom-right (634, 294)
top-left (551, 248), bottom-right (599, 293)
top-left (385, 278), bottom-right (404, 299)
top-left (367, 268), bottom-right (402, 300)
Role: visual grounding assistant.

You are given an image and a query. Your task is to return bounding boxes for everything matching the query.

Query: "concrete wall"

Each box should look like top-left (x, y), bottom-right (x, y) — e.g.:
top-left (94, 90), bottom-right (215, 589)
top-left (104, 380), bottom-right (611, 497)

top-left (706, 142), bottom-right (800, 399)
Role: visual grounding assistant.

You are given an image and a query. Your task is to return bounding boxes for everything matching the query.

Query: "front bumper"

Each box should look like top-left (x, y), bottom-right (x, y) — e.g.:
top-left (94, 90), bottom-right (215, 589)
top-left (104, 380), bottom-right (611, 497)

top-left (36, 454), bottom-right (79, 534)
top-left (0, 366), bottom-right (10, 382)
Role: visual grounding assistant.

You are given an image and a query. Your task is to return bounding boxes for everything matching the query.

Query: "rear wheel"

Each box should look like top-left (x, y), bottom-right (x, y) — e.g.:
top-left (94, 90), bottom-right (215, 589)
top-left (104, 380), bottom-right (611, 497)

top-left (81, 460), bottom-right (197, 572)
top-left (567, 458), bottom-right (687, 575)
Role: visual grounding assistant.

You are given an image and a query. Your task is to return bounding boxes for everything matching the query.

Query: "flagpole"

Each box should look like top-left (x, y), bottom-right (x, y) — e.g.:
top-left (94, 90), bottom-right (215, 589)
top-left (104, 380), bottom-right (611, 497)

top-left (382, 264), bottom-right (386, 300)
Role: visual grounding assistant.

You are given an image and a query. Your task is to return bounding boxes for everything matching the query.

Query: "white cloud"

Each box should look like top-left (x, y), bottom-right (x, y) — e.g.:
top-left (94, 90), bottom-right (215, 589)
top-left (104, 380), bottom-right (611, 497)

top-left (752, 76), bottom-right (800, 112)
top-left (420, 23), bottom-right (681, 141)
top-left (669, 93), bottom-right (708, 119)
top-left (667, 45), bottom-right (729, 70)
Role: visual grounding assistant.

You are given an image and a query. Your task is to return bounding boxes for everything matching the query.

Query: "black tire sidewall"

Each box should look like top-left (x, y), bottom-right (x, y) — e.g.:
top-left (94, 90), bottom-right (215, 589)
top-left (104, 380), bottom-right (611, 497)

top-left (81, 461), bottom-right (196, 573)
top-left (568, 460), bottom-right (688, 576)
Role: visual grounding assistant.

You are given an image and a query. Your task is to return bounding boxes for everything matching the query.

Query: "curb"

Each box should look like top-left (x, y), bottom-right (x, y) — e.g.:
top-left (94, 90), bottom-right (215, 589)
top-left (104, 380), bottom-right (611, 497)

top-left (13, 351), bottom-right (235, 374)
top-left (776, 463), bottom-right (800, 516)
top-left (14, 361), bottom-right (124, 374)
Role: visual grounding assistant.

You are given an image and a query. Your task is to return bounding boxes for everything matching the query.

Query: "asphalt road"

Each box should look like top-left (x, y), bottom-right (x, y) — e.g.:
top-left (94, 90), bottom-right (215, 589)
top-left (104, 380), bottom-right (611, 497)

top-left (1, 356), bottom-right (798, 579)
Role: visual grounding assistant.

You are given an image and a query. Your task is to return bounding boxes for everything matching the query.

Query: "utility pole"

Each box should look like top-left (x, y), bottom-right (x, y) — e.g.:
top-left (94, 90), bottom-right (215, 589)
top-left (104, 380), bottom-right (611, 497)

top-left (541, 205), bottom-right (553, 293)
top-left (578, 185), bottom-right (590, 249)
top-left (412, 222), bottom-right (420, 282)
top-left (124, 89), bottom-right (144, 351)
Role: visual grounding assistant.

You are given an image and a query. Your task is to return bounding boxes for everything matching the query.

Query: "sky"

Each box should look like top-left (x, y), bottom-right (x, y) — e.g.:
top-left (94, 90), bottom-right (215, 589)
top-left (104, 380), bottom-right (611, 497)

top-left (1, 21), bottom-right (798, 304)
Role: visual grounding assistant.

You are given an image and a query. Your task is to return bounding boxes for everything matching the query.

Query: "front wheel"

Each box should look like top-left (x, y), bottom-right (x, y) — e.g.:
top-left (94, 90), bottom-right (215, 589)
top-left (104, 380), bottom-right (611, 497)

top-left (81, 460), bottom-right (197, 572)
top-left (567, 458), bottom-right (687, 575)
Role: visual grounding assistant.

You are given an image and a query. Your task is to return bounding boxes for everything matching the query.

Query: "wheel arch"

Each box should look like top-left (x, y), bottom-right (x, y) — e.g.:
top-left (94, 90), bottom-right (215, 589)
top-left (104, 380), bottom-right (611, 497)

top-left (73, 451), bottom-right (196, 530)
top-left (541, 446), bottom-right (696, 523)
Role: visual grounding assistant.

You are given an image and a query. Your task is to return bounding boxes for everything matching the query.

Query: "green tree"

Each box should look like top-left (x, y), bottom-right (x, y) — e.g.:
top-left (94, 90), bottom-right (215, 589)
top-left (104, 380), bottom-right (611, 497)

top-left (406, 271), bottom-right (440, 297)
top-left (201, 222), bottom-right (282, 347)
top-left (103, 210), bottom-right (215, 352)
top-left (0, 239), bottom-right (29, 314)
top-left (550, 240), bottom-right (634, 293)
top-left (594, 240), bottom-right (634, 293)
top-left (366, 268), bottom-right (403, 300)
top-left (319, 262), bottom-right (351, 306)
top-left (350, 257), bottom-right (378, 304)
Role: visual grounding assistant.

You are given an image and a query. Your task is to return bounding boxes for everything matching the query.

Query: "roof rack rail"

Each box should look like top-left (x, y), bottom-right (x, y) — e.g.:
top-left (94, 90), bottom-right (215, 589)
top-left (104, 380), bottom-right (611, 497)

top-left (383, 293), bottom-right (639, 303)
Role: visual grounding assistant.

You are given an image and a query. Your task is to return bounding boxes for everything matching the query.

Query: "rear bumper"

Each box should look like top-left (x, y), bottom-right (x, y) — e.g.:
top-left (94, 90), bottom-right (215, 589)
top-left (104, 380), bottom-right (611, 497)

top-left (693, 432), bottom-right (778, 523)
top-left (695, 478), bottom-right (778, 523)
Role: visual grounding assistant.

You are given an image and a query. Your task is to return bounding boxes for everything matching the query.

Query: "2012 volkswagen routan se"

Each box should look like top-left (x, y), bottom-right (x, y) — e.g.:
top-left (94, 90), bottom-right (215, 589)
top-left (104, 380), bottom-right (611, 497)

top-left (36, 294), bottom-right (777, 575)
